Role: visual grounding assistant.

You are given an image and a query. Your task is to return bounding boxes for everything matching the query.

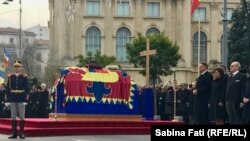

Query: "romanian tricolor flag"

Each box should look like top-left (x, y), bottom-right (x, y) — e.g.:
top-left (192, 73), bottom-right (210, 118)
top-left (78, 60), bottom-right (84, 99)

top-left (0, 62), bottom-right (5, 84)
top-left (3, 48), bottom-right (10, 68)
top-left (191, 0), bottom-right (200, 15)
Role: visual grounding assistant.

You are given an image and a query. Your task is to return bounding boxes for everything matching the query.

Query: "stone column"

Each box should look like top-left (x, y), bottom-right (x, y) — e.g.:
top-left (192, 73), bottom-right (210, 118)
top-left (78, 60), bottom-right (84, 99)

top-left (56, 0), bottom-right (67, 66)
top-left (135, 0), bottom-right (143, 33)
top-left (48, 0), bottom-right (56, 65)
top-left (104, 0), bottom-right (113, 56)
top-left (210, 2), bottom-right (220, 62)
top-left (165, 0), bottom-right (172, 39)
top-left (73, 0), bottom-right (82, 64)
top-left (176, 0), bottom-right (183, 54)
top-left (182, 0), bottom-right (191, 68)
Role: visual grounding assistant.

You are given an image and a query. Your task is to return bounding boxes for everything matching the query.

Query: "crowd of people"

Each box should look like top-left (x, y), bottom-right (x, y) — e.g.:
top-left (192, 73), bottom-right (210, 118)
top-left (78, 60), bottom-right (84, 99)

top-left (1, 61), bottom-right (250, 127)
top-left (148, 62), bottom-right (250, 125)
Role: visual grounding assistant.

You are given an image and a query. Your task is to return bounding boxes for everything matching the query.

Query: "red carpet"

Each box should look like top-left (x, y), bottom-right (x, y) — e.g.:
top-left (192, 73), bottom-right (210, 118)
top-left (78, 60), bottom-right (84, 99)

top-left (0, 118), bottom-right (183, 137)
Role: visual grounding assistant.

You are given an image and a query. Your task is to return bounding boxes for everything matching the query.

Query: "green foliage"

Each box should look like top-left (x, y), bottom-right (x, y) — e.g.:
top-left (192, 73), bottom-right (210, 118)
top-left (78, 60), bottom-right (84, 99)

top-left (228, 0), bottom-right (250, 69)
top-left (77, 51), bottom-right (117, 68)
top-left (41, 66), bottom-right (58, 88)
top-left (126, 33), bottom-right (181, 85)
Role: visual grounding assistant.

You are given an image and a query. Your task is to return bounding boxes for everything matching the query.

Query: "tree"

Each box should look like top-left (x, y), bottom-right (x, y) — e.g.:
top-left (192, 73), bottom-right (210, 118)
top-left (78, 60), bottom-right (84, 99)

top-left (41, 66), bottom-right (59, 88)
top-left (126, 33), bottom-right (181, 87)
top-left (77, 51), bottom-right (117, 68)
top-left (22, 45), bottom-right (35, 76)
top-left (228, 0), bottom-right (250, 69)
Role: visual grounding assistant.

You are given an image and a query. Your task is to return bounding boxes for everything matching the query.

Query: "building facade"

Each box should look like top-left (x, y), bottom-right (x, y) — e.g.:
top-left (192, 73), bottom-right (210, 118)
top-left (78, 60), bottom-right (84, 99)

top-left (0, 27), bottom-right (36, 73)
top-left (26, 24), bottom-right (49, 40)
top-left (49, 0), bottom-right (241, 85)
top-left (26, 25), bottom-right (50, 77)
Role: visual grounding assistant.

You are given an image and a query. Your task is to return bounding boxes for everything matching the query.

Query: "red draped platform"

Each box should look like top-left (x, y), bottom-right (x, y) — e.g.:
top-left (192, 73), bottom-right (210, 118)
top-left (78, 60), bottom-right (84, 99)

top-left (0, 118), bottom-right (183, 137)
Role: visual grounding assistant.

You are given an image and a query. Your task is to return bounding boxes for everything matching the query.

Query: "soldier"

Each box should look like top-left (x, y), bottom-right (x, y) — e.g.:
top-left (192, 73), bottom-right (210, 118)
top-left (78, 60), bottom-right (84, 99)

top-left (6, 60), bottom-right (28, 139)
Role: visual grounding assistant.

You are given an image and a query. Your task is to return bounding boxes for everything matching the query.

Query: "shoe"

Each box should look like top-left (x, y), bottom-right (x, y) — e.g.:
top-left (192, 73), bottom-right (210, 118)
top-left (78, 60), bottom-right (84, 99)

top-left (8, 120), bottom-right (17, 139)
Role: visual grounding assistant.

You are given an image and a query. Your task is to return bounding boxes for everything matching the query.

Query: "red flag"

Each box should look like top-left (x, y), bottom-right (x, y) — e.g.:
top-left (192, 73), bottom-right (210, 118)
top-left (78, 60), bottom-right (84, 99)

top-left (191, 0), bottom-right (200, 15)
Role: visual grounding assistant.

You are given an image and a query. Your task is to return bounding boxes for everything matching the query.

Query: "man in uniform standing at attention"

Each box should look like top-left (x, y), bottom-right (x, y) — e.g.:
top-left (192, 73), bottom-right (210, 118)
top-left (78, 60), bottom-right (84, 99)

top-left (5, 60), bottom-right (28, 139)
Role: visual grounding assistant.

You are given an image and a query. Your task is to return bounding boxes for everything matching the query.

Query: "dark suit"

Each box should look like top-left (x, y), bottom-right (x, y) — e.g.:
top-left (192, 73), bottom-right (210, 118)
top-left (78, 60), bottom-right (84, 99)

top-left (193, 71), bottom-right (213, 124)
top-left (225, 72), bottom-right (247, 124)
top-left (38, 90), bottom-right (49, 118)
top-left (176, 88), bottom-right (189, 123)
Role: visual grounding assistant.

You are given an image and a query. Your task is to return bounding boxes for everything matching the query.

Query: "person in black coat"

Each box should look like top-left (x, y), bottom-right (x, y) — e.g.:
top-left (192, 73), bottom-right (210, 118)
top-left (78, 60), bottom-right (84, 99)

top-left (176, 83), bottom-right (189, 124)
top-left (193, 63), bottom-right (213, 124)
top-left (225, 62), bottom-right (247, 125)
top-left (156, 85), bottom-right (166, 120)
top-left (38, 83), bottom-right (49, 118)
top-left (27, 86), bottom-right (40, 118)
top-left (187, 83), bottom-right (196, 124)
top-left (242, 71), bottom-right (250, 124)
top-left (164, 85), bottom-right (174, 120)
top-left (211, 68), bottom-right (228, 125)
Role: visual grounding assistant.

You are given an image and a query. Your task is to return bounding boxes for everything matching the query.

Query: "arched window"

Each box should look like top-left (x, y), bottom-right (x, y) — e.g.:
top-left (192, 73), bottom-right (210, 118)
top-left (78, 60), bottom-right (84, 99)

top-left (192, 32), bottom-right (207, 65)
top-left (85, 26), bottom-right (101, 55)
top-left (146, 27), bottom-right (160, 36)
top-left (116, 27), bottom-right (131, 62)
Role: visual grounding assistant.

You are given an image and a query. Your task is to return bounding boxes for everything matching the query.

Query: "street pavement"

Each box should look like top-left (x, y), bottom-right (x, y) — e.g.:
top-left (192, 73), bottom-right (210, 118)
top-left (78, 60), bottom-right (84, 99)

top-left (0, 134), bottom-right (150, 141)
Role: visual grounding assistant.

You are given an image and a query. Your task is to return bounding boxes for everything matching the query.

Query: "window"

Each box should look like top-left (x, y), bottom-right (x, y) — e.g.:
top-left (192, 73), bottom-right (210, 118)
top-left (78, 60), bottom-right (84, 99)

top-left (192, 32), bottom-right (207, 65)
top-left (192, 8), bottom-right (206, 21)
top-left (147, 2), bottom-right (160, 17)
top-left (117, 1), bottom-right (130, 16)
top-left (85, 26), bottom-right (101, 55)
top-left (87, 0), bottom-right (100, 16)
top-left (36, 53), bottom-right (42, 61)
top-left (146, 27), bottom-right (160, 36)
top-left (227, 8), bottom-right (234, 21)
top-left (116, 27), bottom-right (131, 62)
top-left (9, 38), bottom-right (14, 44)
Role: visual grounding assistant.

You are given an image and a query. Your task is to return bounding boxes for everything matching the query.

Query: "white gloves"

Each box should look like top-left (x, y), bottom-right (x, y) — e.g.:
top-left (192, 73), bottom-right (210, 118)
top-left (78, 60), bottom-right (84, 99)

top-left (5, 103), bottom-right (10, 107)
top-left (23, 102), bottom-right (28, 106)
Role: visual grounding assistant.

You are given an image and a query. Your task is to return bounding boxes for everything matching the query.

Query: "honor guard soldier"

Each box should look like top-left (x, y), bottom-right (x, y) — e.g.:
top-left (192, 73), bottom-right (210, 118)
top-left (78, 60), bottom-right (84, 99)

top-left (6, 60), bottom-right (28, 139)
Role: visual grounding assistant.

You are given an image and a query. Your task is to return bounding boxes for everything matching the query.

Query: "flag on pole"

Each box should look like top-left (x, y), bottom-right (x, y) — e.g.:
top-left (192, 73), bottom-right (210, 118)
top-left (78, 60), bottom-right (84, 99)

top-left (3, 48), bottom-right (10, 68)
top-left (191, 0), bottom-right (200, 15)
top-left (0, 62), bottom-right (6, 84)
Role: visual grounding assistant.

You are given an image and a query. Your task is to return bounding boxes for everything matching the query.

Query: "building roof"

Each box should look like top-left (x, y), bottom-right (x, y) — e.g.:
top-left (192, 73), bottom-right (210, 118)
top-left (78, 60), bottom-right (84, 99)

top-left (0, 27), bottom-right (36, 36)
top-left (34, 39), bottom-right (49, 45)
top-left (26, 24), bottom-right (49, 40)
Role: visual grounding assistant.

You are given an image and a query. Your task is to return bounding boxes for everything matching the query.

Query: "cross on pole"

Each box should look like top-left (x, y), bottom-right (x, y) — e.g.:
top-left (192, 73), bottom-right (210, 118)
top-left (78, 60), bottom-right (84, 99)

top-left (140, 38), bottom-right (156, 86)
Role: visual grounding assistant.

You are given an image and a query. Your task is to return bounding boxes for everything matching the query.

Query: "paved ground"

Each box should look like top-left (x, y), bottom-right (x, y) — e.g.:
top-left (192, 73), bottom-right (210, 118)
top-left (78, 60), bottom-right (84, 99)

top-left (0, 134), bottom-right (150, 141)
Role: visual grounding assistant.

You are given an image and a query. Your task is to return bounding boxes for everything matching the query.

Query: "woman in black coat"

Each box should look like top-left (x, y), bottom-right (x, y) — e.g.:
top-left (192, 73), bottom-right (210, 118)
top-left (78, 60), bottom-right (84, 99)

top-left (211, 68), bottom-right (228, 125)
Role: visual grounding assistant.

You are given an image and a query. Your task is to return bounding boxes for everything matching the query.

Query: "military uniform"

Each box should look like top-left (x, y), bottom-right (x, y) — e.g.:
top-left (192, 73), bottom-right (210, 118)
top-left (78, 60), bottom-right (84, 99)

top-left (5, 60), bottom-right (28, 139)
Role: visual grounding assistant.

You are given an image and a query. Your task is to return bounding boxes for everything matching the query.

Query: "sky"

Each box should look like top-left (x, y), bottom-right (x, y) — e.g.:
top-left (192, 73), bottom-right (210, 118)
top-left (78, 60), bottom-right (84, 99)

top-left (0, 0), bottom-right (49, 29)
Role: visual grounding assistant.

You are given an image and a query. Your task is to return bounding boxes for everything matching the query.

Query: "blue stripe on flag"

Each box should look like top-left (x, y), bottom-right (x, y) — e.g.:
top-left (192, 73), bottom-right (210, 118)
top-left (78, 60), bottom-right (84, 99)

top-left (0, 70), bottom-right (5, 78)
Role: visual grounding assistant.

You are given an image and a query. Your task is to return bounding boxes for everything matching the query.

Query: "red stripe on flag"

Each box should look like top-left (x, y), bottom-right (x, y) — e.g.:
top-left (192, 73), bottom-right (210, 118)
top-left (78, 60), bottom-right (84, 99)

top-left (191, 0), bottom-right (200, 15)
